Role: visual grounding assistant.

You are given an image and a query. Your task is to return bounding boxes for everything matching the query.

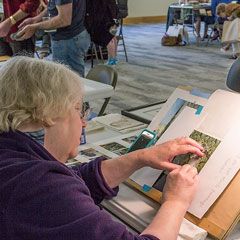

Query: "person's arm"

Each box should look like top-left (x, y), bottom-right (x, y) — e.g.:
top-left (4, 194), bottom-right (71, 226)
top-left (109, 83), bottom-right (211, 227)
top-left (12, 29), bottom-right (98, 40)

top-left (73, 137), bottom-right (203, 205)
top-left (34, 3), bottom-right (72, 29)
top-left (141, 165), bottom-right (199, 240)
top-left (17, 3), bottom-right (72, 40)
top-left (101, 137), bottom-right (204, 188)
top-left (75, 137), bottom-right (202, 239)
top-left (18, 8), bottom-right (48, 29)
top-left (211, 0), bottom-right (218, 17)
top-left (10, 163), bottom-right (158, 240)
top-left (0, 0), bottom-right (40, 37)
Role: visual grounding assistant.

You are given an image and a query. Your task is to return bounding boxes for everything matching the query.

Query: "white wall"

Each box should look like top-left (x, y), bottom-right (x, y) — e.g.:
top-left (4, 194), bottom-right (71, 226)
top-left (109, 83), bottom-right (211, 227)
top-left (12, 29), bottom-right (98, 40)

top-left (128, 0), bottom-right (175, 17)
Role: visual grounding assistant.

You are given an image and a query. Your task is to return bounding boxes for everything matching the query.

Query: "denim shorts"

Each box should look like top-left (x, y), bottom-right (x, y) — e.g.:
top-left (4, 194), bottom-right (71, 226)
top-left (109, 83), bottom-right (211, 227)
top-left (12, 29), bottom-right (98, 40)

top-left (51, 29), bottom-right (90, 77)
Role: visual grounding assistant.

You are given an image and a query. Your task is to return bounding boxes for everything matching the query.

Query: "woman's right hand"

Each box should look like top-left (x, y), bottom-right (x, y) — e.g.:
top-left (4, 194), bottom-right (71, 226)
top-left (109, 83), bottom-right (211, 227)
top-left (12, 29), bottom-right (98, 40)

top-left (162, 164), bottom-right (199, 209)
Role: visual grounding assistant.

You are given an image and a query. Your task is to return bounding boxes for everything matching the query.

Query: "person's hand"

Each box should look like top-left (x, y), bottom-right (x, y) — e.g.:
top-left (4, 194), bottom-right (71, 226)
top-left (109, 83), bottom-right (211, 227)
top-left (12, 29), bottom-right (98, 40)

top-left (162, 164), bottom-right (199, 209)
top-left (15, 24), bottom-right (36, 41)
top-left (0, 19), bottom-right (12, 37)
top-left (138, 137), bottom-right (204, 171)
top-left (18, 18), bottom-right (35, 29)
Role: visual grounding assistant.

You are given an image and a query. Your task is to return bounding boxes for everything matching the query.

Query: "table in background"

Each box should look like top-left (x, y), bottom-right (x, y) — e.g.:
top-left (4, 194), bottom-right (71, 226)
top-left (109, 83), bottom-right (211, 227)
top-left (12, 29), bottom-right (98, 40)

top-left (82, 77), bottom-right (114, 102)
top-left (166, 3), bottom-right (212, 41)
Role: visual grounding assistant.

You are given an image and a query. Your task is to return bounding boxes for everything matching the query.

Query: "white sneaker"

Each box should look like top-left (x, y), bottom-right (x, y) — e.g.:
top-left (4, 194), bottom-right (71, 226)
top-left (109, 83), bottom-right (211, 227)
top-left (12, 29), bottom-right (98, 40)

top-left (220, 47), bottom-right (230, 53)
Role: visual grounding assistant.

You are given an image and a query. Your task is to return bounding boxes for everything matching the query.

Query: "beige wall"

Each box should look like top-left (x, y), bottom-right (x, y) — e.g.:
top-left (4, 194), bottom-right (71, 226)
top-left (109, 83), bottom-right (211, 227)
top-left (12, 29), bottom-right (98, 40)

top-left (128, 0), bottom-right (176, 17)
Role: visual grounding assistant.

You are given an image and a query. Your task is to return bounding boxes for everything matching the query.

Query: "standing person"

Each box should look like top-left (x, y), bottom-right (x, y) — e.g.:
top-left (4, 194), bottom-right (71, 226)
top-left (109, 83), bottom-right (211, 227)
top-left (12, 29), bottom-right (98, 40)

top-left (35, 0), bottom-right (51, 58)
top-left (211, 0), bottom-right (232, 18)
top-left (217, 3), bottom-right (240, 59)
top-left (106, 0), bottom-right (119, 65)
top-left (17, 0), bottom-right (90, 77)
top-left (107, 23), bottom-right (118, 65)
top-left (86, 0), bottom-right (119, 65)
top-left (210, 0), bottom-right (232, 41)
top-left (0, 56), bottom-right (204, 240)
top-left (0, 0), bottom-right (40, 56)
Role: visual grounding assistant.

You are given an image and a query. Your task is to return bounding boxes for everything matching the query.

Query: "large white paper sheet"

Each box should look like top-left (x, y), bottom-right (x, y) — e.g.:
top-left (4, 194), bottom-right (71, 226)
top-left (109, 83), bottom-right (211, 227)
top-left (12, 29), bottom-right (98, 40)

top-left (189, 123), bottom-right (240, 218)
top-left (187, 90), bottom-right (240, 218)
top-left (198, 89), bottom-right (240, 139)
top-left (131, 89), bottom-right (240, 219)
top-left (130, 166), bottom-right (162, 187)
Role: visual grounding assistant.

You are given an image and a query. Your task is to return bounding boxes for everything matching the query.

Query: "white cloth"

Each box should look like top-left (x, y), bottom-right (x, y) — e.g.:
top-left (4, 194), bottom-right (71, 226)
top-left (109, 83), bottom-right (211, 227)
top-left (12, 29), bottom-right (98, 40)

top-left (167, 25), bottom-right (184, 37)
top-left (167, 25), bottom-right (189, 43)
top-left (178, 218), bottom-right (208, 240)
top-left (222, 18), bottom-right (240, 43)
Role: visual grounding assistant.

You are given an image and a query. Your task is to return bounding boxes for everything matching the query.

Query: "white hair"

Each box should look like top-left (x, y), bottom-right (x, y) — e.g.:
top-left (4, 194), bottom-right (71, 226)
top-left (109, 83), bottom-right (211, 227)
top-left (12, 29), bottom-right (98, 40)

top-left (0, 56), bottom-right (83, 132)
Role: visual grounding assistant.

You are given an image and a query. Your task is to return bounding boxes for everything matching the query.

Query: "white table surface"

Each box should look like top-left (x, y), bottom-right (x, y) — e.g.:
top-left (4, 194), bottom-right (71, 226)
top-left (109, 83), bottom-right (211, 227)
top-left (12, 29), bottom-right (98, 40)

top-left (81, 77), bottom-right (114, 102)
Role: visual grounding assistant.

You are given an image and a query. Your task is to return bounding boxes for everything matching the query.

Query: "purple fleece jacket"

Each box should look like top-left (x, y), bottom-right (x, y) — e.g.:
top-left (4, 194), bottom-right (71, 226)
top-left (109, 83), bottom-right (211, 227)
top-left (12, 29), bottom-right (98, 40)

top-left (0, 130), bottom-right (159, 240)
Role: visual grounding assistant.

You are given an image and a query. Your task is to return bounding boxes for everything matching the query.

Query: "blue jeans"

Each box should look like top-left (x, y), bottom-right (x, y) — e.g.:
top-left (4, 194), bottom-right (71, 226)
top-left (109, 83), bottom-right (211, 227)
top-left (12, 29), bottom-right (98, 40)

top-left (51, 30), bottom-right (90, 77)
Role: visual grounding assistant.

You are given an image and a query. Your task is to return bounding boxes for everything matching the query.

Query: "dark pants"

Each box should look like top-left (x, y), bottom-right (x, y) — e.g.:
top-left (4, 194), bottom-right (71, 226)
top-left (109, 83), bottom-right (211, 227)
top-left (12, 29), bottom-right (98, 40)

top-left (0, 37), bottom-right (35, 57)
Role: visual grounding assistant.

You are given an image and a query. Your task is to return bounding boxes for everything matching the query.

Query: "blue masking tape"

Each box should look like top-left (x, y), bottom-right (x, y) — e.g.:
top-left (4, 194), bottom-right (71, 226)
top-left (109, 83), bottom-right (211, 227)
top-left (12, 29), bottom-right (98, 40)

top-left (195, 105), bottom-right (204, 115)
top-left (142, 184), bottom-right (152, 192)
top-left (190, 89), bottom-right (211, 99)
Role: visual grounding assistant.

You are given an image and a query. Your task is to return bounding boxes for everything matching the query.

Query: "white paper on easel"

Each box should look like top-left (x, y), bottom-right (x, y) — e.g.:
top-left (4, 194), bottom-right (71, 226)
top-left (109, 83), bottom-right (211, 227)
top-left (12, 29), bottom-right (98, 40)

top-left (132, 89), bottom-right (240, 219)
top-left (197, 89), bottom-right (240, 139)
top-left (187, 90), bottom-right (240, 218)
top-left (188, 123), bottom-right (240, 218)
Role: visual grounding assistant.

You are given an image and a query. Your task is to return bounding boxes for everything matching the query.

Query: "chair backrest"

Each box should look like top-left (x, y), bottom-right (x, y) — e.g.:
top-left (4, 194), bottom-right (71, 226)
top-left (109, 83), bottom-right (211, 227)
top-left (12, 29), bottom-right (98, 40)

top-left (86, 65), bottom-right (118, 116)
top-left (226, 57), bottom-right (240, 92)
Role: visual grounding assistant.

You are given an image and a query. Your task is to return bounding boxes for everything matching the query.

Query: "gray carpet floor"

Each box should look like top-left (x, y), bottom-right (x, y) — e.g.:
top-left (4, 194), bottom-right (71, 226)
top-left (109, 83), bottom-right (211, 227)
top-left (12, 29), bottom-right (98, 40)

top-left (92, 23), bottom-right (235, 114)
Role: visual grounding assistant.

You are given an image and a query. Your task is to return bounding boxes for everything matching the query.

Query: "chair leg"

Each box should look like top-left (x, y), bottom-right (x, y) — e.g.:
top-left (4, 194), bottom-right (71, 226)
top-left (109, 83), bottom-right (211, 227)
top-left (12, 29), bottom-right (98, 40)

top-left (98, 46), bottom-right (105, 64)
top-left (98, 98), bottom-right (110, 116)
top-left (90, 42), bottom-right (94, 68)
top-left (118, 19), bottom-right (128, 62)
top-left (206, 29), bottom-right (213, 47)
top-left (93, 44), bottom-right (99, 62)
top-left (121, 33), bottom-right (128, 62)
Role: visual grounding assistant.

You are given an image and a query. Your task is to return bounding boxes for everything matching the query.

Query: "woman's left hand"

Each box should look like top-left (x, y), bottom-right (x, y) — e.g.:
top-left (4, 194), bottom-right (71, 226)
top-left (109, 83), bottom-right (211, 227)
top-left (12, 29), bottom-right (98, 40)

top-left (137, 137), bottom-right (204, 171)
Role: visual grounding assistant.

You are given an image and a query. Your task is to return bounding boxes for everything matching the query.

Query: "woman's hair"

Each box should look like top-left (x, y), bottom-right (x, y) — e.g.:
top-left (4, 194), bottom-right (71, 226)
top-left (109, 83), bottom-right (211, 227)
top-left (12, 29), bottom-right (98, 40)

top-left (0, 56), bottom-right (83, 132)
top-left (225, 3), bottom-right (240, 18)
top-left (216, 3), bottom-right (226, 16)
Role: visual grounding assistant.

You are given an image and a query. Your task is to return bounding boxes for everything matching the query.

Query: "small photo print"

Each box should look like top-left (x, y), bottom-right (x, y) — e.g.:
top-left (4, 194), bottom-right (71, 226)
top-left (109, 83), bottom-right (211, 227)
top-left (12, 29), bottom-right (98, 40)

top-left (100, 142), bottom-right (128, 156)
top-left (173, 130), bottom-right (221, 173)
top-left (109, 117), bottom-right (140, 130)
top-left (80, 148), bottom-right (109, 161)
top-left (122, 135), bottom-right (137, 144)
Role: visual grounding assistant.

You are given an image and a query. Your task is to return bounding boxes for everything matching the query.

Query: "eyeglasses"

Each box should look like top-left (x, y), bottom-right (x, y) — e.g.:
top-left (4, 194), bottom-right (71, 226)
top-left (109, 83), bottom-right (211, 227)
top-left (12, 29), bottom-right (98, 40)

top-left (75, 102), bottom-right (91, 120)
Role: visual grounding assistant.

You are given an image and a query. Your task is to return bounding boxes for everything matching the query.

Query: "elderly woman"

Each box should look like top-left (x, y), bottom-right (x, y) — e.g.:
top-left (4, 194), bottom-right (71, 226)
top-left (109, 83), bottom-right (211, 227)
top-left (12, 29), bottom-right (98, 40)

top-left (0, 57), bottom-right (204, 240)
